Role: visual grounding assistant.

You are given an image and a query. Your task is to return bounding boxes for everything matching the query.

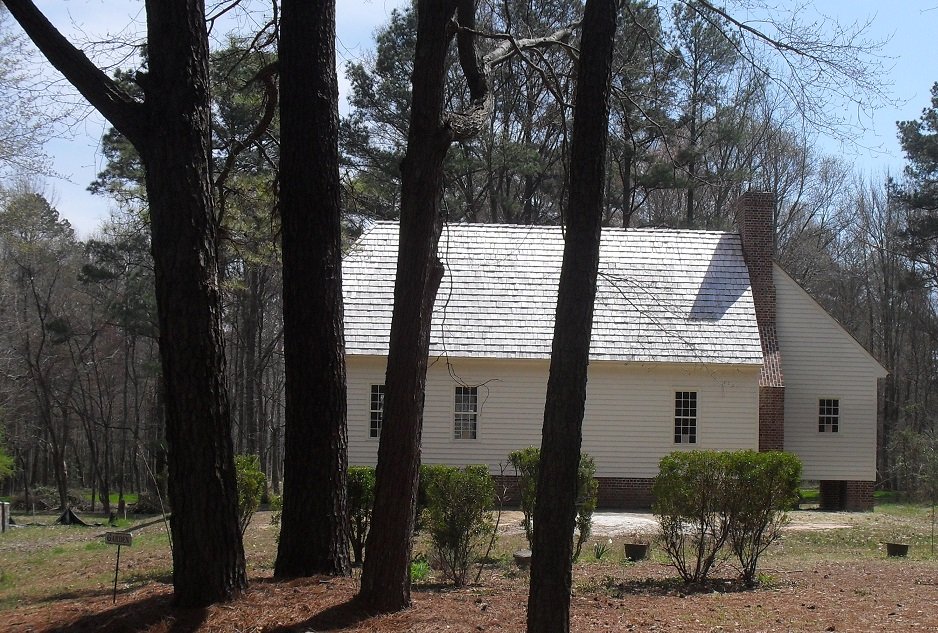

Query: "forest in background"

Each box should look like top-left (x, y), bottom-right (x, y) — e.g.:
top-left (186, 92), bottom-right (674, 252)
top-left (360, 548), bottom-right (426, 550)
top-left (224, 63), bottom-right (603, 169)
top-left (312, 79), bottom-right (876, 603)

top-left (0, 0), bottom-right (936, 513)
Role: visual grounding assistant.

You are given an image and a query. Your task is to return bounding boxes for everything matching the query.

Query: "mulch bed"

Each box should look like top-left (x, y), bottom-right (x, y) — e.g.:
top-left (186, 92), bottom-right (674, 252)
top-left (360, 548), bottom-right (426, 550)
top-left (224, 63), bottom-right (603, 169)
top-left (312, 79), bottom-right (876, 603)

top-left (6, 558), bottom-right (938, 632)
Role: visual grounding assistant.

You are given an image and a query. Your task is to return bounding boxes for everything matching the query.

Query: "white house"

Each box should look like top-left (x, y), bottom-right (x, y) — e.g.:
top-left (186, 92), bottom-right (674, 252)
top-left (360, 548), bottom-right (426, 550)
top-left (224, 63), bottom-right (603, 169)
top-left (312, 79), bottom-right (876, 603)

top-left (342, 192), bottom-right (887, 510)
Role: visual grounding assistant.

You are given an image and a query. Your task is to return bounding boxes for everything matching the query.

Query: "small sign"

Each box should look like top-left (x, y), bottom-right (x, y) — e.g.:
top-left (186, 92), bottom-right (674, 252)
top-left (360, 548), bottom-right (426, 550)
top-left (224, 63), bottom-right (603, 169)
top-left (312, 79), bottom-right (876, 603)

top-left (105, 531), bottom-right (133, 547)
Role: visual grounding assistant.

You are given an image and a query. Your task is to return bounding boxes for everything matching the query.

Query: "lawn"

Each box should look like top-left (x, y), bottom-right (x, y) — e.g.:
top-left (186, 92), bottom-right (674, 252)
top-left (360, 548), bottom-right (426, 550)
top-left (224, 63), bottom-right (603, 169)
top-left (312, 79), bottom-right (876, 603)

top-left (2, 504), bottom-right (937, 631)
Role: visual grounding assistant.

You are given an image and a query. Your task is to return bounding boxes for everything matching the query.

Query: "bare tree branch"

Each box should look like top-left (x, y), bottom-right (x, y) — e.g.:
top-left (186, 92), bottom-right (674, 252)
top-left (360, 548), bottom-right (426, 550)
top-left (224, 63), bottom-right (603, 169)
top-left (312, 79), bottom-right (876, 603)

top-left (446, 19), bottom-right (580, 141)
top-left (2, 0), bottom-right (145, 142)
top-left (688, 0), bottom-right (893, 140)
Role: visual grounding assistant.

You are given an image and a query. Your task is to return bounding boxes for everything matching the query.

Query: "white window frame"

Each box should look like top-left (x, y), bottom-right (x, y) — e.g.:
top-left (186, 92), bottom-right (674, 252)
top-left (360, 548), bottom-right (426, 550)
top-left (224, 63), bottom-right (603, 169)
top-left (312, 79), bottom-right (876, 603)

top-left (369, 384), bottom-right (385, 439)
top-left (454, 385), bottom-right (478, 440)
top-left (818, 398), bottom-right (839, 433)
top-left (674, 390), bottom-right (698, 444)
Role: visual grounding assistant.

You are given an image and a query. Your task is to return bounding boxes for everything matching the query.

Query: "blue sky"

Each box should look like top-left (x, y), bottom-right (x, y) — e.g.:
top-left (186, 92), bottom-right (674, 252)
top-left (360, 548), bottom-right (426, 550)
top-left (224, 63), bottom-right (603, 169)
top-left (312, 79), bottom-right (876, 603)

top-left (18, 0), bottom-right (938, 237)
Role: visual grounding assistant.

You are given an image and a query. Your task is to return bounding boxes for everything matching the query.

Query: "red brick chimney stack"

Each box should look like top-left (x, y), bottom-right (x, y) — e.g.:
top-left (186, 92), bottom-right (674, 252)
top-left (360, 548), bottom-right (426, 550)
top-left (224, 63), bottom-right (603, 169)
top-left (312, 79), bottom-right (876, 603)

top-left (735, 192), bottom-right (785, 451)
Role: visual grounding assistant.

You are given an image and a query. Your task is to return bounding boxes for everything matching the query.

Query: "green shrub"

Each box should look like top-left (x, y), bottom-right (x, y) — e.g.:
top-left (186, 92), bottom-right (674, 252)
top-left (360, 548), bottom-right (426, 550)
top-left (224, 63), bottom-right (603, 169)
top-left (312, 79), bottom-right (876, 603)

top-left (269, 493), bottom-right (282, 543)
top-left (507, 447), bottom-right (599, 559)
top-left (347, 466), bottom-right (376, 565)
top-left (653, 450), bottom-right (732, 583)
top-left (0, 428), bottom-right (14, 480)
top-left (726, 451), bottom-right (801, 587)
top-left (424, 465), bottom-right (495, 586)
top-left (235, 454), bottom-right (267, 535)
top-left (417, 463), bottom-right (450, 533)
top-left (653, 450), bottom-right (802, 586)
top-left (574, 454), bottom-right (599, 560)
top-left (508, 446), bottom-right (540, 545)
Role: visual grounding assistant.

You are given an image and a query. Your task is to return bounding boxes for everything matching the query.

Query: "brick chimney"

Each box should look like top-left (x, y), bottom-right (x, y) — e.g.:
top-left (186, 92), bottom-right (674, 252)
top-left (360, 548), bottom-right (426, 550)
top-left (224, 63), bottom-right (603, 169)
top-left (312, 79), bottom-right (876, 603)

top-left (735, 192), bottom-right (785, 452)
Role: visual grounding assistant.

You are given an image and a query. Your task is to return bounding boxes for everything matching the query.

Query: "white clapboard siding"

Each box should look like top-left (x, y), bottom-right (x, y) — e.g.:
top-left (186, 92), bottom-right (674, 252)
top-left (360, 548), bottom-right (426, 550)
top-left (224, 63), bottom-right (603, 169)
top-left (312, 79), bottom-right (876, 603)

top-left (348, 355), bottom-right (760, 478)
top-left (775, 265), bottom-right (887, 480)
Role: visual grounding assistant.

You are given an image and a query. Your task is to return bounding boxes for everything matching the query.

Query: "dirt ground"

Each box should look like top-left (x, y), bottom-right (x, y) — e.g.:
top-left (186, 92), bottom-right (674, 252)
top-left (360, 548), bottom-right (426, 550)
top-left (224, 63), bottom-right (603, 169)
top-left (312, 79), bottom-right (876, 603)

top-left (6, 558), bottom-right (937, 632)
top-left (3, 509), bottom-right (936, 632)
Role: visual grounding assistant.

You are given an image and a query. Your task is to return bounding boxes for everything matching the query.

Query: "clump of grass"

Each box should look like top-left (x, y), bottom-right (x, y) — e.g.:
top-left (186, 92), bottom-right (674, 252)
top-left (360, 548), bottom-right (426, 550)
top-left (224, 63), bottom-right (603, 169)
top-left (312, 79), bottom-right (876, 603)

top-left (0, 570), bottom-right (15, 590)
top-left (592, 539), bottom-right (612, 560)
top-left (410, 555), bottom-right (431, 583)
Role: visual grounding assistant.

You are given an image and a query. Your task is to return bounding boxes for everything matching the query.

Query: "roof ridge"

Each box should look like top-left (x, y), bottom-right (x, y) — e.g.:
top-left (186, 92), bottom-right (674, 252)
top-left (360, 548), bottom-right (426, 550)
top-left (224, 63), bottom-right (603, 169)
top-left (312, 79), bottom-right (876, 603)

top-left (369, 220), bottom-right (736, 236)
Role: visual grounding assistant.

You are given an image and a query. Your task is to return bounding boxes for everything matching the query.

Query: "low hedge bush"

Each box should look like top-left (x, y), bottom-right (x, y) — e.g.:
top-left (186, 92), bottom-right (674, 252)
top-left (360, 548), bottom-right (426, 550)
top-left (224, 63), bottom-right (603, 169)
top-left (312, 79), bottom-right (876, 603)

top-left (653, 450), bottom-right (801, 586)
top-left (507, 446), bottom-right (599, 560)
top-left (424, 464), bottom-right (495, 586)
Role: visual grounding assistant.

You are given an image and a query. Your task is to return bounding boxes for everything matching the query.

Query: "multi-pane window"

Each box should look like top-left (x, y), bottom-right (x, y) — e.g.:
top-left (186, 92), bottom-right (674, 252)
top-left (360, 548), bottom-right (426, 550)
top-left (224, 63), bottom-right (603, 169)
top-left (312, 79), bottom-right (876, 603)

top-left (819, 398), bottom-right (839, 433)
top-left (454, 386), bottom-right (478, 440)
top-left (674, 391), bottom-right (697, 444)
top-left (369, 384), bottom-right (385, 438)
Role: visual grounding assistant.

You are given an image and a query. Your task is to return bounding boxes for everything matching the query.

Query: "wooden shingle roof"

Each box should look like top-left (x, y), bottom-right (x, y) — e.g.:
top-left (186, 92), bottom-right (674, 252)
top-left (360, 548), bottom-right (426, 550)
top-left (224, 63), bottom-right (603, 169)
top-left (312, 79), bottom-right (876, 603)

top-left (343, 222), bottom-right (763, 365)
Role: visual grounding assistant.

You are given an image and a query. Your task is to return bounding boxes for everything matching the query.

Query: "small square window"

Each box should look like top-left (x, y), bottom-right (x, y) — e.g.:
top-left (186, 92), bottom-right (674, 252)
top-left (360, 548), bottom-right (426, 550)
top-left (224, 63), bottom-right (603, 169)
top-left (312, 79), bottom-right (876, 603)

top-left (819, 398), bottom-right (839, 433)
top-left (370, 384), bottom-right (385, 438)
top-left (455, 386), bottom-right (478, 440)
top-left (674, 391), bottom-right (697, 444)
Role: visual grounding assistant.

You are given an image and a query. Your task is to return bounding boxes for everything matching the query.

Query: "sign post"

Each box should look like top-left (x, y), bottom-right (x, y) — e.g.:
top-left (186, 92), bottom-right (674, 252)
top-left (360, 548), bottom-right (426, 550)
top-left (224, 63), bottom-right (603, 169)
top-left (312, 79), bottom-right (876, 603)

top-left (104, 531), bottom-right (133, 603)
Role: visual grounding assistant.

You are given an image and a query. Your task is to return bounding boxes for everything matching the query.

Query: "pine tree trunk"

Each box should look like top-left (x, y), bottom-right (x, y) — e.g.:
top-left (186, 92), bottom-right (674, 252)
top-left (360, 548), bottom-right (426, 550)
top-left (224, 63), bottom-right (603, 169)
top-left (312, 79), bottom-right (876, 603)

top-left (6, 0), bottom-right (249, 605)
top-left (139, 0), bottom-right (247, 607)
top-left (526, 1), bottom-right (617, 631)
top-left (358, 0), bottom-right (456, 612)
top-left (274, 0), bottom-right (351, 578)
top-left (243, 266), bottom-right (259, 456)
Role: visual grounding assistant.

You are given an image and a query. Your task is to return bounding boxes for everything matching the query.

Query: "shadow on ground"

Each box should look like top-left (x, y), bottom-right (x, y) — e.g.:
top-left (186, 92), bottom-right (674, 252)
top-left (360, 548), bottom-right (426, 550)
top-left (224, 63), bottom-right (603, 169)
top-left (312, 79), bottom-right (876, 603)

top-left (267, 596), bottom-right (376, 632)
top-left (39, 590), bottom-right (207, 633)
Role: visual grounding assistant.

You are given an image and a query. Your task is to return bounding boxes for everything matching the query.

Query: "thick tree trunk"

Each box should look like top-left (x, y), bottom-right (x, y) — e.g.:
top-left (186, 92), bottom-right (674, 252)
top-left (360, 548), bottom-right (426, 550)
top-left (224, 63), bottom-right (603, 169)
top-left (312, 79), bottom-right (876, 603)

top-left (358, 0), bottom-right (456, 613)
top-left (274, 0), bottom-right (351, 578)
top-left (142, 124), bottom-right (245, 603)
top-left (4, 0), bottom-right (246, 608)
top-left (526, 1), bottom-right (617, 632)
top-left (140, 0), bottom-right (246, 607)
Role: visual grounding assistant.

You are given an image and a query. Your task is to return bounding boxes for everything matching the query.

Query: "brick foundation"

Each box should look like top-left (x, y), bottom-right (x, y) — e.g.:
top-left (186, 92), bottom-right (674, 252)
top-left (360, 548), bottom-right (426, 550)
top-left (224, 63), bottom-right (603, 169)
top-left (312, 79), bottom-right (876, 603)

top-left (819, 480), bottom-right (874, 511)
top-left (493, 474), bottom-right (655, 509)
top-left (596, 477), bottom-right (655, 509)
top-left (492, 474), bottom-right (522, 505)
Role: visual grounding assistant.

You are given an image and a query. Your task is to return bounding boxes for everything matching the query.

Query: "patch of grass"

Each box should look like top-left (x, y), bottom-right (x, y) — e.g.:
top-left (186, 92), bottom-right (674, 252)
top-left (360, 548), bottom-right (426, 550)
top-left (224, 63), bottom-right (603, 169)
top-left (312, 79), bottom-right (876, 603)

top-left (84, 541), bottom-right (108, 552)
top-left (755, 572), bottom-right (780, 589)
top-left (874, 489), bottom-right (903, 502)
top-left (799, 487), bottom-right (820, 503)
top-left (0, 518), bottom-right (180, 612)
top-left (122, 568), bottom-right (173, 587)
top-left (875, 501), bottom-right (932, 518)
top-left (768, 503), bottom-right (938, 562)
top-left (0, 570), bottom-right (15, 590)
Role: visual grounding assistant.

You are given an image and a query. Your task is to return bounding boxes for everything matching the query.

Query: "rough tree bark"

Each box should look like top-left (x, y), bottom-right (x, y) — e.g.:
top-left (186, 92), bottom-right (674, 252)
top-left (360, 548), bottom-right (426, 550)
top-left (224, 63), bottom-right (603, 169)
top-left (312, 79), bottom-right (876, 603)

top-left (358, 0), bottom-right (578, 612)
top-left (357, 0), bottom-right (458, 612)
top-left (274, 0), bottom-right (351, 578)
top-left (2, 0), bottom-right (246, 607)
top-left (526, 1), bottom-right (617, 632)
